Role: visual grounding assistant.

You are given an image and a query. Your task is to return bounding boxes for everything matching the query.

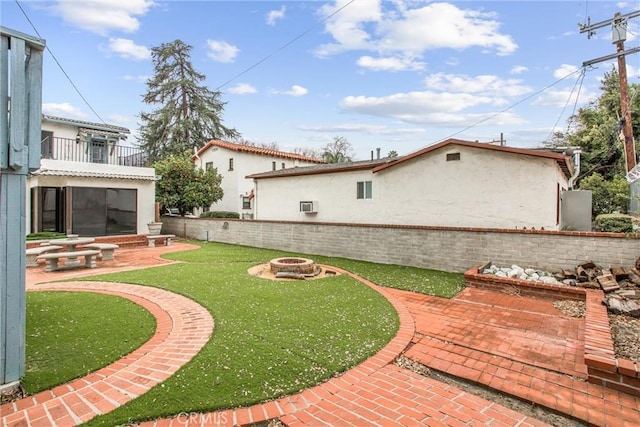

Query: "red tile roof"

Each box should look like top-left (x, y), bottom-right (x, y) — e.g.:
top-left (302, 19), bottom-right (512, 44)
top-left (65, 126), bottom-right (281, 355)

top-left (194, 140), bottom-right (325, 164)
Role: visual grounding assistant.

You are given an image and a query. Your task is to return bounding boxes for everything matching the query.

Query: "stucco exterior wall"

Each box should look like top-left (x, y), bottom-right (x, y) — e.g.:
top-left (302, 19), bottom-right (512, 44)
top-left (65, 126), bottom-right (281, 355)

top-left (27, 159), bottom-right (156, 234)
top-left (254, 145), bottom-right (569, 230)
top-left (194, 146), bottom-right (319, 214)
top-left (162, 217), bottom-right (639, 273)
top-left (42, 121), bottom-right (76, 139)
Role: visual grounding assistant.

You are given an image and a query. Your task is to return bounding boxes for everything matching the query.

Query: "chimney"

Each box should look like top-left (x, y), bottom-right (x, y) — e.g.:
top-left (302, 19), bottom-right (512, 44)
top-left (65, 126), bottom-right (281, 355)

top-left (376, 148), bottom-right (381, 160)
top-left (371, 150), bottom-right (374, 161)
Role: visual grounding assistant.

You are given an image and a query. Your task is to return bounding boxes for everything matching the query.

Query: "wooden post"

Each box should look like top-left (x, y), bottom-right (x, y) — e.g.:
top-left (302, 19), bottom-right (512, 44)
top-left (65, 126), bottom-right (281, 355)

top-left (155, 201), bottom-right (160, 222)
top-left (616, 28), bottom-right (637, 172)
top-left (0, 26), bottom-right (45, 388)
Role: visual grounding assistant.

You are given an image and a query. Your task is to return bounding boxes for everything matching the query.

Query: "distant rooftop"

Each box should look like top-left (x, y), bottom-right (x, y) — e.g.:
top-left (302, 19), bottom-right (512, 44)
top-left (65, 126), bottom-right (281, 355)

top-left (196, 140), bottom-right (325, 164)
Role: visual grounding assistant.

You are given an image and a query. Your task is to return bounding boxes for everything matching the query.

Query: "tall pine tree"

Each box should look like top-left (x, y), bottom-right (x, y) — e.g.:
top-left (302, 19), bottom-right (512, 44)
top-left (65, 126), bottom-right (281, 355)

top-left (138, 40), bottom-right (240, 162)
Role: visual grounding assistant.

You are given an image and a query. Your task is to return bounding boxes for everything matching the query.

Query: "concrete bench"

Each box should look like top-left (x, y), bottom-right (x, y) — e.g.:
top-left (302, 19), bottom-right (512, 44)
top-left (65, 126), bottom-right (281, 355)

top-left (81, 243), bottom-right (119, 260)
top-left (146, 234), bottom-right (176, 247)
top-left (37, 250), bottom-right (101, 272)
top-left (26, 245), bottom-right (64, 267)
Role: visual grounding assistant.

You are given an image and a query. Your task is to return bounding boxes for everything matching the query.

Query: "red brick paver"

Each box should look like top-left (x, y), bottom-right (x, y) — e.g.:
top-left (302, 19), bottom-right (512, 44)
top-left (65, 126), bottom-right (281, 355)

top-left (2, 244), bottom-right (213, 427)
top-left (3, 242), bottom-right (640, 426)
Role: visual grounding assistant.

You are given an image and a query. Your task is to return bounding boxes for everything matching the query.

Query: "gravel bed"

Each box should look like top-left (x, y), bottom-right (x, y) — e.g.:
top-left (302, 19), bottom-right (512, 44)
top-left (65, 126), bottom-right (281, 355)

top-left (553, 299), bottom-right (640, 362)
top-left (609, 314), bottom-right (640, 361)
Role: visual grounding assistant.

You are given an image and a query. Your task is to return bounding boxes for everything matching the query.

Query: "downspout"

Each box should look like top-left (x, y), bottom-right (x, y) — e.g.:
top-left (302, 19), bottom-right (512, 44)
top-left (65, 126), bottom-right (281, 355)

top-left (567, 148), bottom-right (581, 190)
top-left (253, 179), bottom-right (258, 220)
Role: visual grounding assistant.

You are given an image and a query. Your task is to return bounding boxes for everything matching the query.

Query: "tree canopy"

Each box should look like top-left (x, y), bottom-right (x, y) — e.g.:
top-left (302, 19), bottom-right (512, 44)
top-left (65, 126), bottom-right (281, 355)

top-left (558, 68), bottom-right (640, 182)
top-left (138, 40), bottom-right (240, 163)
top-left (154, 154), bottom-right (223, 217)
top-left (322, 136), bottom-right (355, 163)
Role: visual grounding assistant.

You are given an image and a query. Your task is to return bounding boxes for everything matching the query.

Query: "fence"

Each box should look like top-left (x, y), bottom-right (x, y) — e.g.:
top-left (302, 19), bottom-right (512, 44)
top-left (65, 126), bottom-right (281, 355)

top-left (41, 137), bottom-right (147, 166)
top-left (161, 217), bottom-right (640, 273)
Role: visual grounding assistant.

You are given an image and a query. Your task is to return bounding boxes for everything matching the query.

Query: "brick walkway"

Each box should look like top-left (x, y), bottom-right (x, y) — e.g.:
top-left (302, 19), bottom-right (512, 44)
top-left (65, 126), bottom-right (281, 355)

top-left (2, 242), bottom-right (639, 426)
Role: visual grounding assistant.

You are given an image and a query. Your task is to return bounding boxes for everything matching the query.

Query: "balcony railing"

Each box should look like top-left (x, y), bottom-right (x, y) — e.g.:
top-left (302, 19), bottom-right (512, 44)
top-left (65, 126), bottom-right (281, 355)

top-left (41, 137), bottom-right (149, 167)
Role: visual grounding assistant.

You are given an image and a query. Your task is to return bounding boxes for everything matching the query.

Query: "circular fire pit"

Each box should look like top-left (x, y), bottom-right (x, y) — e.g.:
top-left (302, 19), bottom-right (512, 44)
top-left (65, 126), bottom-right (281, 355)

top-left (270, 257), bottom-right (316, 275)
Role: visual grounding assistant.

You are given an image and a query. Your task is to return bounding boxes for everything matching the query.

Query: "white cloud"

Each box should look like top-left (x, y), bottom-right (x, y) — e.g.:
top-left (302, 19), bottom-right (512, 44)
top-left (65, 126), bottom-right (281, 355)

top-left (315, 0), bottom-right (382, 56)
top-left (51, 0), bottom-right (154, 35)
top-left (274, 85), bottom-right (308, 97)
top-left (553, 64), bottom-right (580, 80)
top-left (228, 83), bottom-right (257, 95)
top-left (316, 1), bottom-right (516, 58)
top-left (298, 123), bottom-right (425, 136)
top-left (266, 6), bottom-right (286, 26)
top-left (123, 74), bottom-right (150, 82)
top-left (339, 88), bottom-right (527, 126)
top-left (107, 114), bottom-right (132, 124)
top-left (42, 103), bottom-right (88, 119)
top-left (206, 40), bottom-right (239, 63)
top-left (357, 55), bottom-right (425, 71)
top-left (423, 73), bottom-right (532, 97)
top-left (108, 38), bottom-right (150, 60)
top-left (510, 66), bottom-right (528, 75)
top-left (532, 87), bottom-right (597, 108)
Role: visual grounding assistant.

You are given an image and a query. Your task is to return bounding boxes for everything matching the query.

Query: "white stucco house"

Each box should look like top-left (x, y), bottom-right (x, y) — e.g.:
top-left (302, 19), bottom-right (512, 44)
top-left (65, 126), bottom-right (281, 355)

top-left (27, 115), bottom-right (156, 236)
top-left (192, 140), bottom-right (324, 217)
top-left (247, 139), bottom-right (574, 230)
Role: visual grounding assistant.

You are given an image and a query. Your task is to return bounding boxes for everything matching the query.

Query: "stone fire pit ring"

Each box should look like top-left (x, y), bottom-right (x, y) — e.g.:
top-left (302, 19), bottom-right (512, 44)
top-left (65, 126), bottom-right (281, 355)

top-left (270, 257), bottom-right (316, 275)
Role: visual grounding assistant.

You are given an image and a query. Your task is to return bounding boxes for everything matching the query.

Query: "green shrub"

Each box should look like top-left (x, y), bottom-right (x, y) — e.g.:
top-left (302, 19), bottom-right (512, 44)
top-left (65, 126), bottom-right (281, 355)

top-left (27, 231), bottom-right (67, 241)
top-left (199, 211), bottom-right (240, 219)
top-left (578, 173), bottom-right (629, 217)
top-left (594, 213), bottom-right (633, 233)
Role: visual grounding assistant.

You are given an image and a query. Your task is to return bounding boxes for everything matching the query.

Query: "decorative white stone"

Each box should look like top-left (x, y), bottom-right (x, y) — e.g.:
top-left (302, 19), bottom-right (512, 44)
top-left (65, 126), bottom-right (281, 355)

top-left (496, 271), bottom-right (507, 277)
top-left (540, 276), bottom-right (559, 284)
top-left (524, 268), bottom-right (536, 276)
top-left (507, 269), bottom-right (520, 278)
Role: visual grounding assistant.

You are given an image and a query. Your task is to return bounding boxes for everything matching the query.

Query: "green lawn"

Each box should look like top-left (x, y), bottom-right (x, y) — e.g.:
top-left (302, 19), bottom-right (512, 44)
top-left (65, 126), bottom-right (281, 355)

top-left (26, 241), bottom-right (463, 425)
top-left (24, 292), bottom-right (155, 393)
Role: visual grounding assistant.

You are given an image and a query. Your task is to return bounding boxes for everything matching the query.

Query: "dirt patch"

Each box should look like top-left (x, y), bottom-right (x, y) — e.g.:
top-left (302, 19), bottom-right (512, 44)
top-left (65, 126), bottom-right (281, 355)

top-left (395, 355), bottom-right (586, 426)
top-left (247, 263), bottom-right (341, 280)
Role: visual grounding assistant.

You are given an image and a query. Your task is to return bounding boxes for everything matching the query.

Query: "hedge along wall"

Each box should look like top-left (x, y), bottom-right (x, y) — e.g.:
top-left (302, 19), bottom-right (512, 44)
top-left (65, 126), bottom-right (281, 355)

top-left (161, 216), bottom-right (640, 273)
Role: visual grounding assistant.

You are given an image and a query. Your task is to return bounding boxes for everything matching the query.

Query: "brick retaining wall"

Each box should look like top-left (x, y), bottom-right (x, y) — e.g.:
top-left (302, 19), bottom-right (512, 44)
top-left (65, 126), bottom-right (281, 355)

top-left (463, 265), bottom-right (586, 301)
top-left (161, 217), bottom-right (640, 273)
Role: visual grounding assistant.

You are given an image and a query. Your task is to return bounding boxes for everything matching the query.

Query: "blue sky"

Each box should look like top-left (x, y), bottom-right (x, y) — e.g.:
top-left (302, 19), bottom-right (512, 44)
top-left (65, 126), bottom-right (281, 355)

top-left (2, 0), bottom-right (639, 160)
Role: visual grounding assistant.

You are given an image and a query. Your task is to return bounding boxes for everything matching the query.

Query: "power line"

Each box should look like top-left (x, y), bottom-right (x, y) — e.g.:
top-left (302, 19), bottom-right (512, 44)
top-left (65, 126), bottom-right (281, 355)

top-left (433, 67), bottom-right (584, 144)
top-left (544, 67), bottom-right (586, 143)
top-left (14, 0), bottom-right (106, 123)
top-left (214, 0), bottom-right (356, 92)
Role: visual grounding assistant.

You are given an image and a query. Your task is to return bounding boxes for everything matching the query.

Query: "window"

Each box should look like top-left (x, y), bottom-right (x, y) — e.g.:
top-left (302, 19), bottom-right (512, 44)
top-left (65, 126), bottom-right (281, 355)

top-left (89, 138), bottom-right (107, 164)
top-left (41, 130), bottom-right (53, 159)
top-left (357, 181), bottom-right (372, 199)
top-left (281, 162), bottom-right (285, 169)
top-left (272, 161), bottom-right (276, 171)
top-left (242, 197), bottom-right (251, 210)
top-left (446, 152), bottom-right (461, 161)
top-left (71, 187), bottom-right (137, 236)
top-left (205, 162), bottom-right (213, 170)
top-left (229, 158), bottom-right (234, 171)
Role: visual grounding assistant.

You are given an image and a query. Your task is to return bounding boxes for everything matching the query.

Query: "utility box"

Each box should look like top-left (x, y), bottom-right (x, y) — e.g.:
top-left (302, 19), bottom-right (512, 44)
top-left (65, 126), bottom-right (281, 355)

top-left (560, 190), bottom-right (592, 231)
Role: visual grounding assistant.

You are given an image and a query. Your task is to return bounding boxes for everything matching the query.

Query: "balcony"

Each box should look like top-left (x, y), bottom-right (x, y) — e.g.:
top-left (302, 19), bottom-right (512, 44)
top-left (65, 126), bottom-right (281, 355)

top-left (41, 137), bottom-right (148, 167)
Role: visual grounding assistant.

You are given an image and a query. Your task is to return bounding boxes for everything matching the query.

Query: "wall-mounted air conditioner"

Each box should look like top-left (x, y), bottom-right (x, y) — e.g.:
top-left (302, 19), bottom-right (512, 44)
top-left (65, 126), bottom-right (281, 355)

top-left (300, 201), bottom-right (318, 213)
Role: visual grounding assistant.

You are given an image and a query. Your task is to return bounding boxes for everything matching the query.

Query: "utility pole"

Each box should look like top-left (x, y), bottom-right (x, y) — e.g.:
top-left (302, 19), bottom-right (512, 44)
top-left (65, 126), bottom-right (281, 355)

top-left (581, 10), bottom-right (640, 174)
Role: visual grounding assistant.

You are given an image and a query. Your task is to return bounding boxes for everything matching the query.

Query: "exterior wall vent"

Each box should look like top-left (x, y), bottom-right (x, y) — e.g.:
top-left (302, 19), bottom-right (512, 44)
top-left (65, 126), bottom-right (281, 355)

top-left (300, 201), bottom-right (318, 213)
